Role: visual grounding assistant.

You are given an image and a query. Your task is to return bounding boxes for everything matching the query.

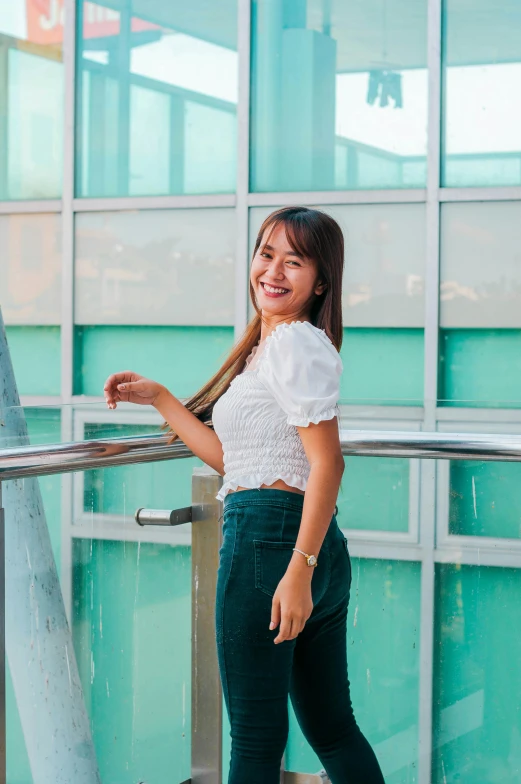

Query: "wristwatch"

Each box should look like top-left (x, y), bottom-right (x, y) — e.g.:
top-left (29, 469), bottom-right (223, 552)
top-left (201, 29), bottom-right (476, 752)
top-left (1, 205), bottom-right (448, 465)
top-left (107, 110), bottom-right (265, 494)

top-left (293, 547), bottom-right (318, 567)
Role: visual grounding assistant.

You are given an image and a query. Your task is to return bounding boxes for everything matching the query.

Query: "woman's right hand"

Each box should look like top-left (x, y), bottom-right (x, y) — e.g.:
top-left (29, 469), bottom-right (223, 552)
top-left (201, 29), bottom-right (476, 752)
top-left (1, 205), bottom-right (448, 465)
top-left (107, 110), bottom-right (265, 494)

top-left (103, 371), bottom-right (165, 409)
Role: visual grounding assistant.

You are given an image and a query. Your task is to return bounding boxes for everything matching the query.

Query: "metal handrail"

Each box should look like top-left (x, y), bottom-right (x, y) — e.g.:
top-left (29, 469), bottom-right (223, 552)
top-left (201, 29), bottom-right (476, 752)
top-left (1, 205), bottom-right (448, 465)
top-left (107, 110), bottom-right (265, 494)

top-left (2, 429), bottom-right (521, 481)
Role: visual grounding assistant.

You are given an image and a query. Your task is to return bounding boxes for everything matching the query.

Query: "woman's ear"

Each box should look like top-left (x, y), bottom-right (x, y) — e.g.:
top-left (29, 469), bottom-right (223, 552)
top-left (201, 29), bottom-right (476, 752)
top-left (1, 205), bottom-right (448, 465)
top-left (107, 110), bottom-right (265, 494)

top-left (314, 280), bottom-right (327, 296)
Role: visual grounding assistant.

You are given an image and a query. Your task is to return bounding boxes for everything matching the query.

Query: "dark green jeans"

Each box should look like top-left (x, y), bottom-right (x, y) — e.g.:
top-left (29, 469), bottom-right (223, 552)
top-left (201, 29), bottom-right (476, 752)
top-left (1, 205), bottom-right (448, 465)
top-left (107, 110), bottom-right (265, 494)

top-left (215, 488), bottom-right (385, 784)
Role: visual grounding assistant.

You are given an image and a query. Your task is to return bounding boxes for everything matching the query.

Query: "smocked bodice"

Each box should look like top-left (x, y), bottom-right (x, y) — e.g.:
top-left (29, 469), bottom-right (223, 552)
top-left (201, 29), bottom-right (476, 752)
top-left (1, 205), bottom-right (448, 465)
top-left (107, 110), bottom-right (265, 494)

top-left (211, 321), bottom-right (343, 502)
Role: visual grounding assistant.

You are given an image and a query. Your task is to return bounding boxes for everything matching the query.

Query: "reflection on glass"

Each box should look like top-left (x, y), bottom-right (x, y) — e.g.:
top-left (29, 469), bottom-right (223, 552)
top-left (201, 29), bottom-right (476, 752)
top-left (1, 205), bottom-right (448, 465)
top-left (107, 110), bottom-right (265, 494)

top-left (74, 208), bottom-right (235, 325)
top-left (433, 564), bottom-right (521, 780)
top-left (76, 2), bottom-right (237, 197)
top-left (0, 0), bottom-right (63, 199)
top-left (251, 0), bottom-right (427, 192)
top-left (442, 0), bottom-right (521, 186)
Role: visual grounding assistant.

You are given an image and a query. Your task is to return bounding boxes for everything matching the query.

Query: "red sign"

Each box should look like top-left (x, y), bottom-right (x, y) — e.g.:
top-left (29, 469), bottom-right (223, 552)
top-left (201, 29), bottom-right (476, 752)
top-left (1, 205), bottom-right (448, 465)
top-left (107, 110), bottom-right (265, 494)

top-left (26, 0), bottom-right (160, 46)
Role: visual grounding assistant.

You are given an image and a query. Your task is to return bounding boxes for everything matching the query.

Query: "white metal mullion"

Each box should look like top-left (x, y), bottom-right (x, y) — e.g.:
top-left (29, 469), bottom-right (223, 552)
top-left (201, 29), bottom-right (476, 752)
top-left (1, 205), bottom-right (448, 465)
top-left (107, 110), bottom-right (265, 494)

top-left (248, 188), bottom-right (426, 207)
top-left (60, 0), bottom-right (77, 624)
top-left (418, 0), bottom-right (443, 780)
top-left (72, 194), bottom-right (235, 212)
top-left (234, 0), bottom-right (251, 341)
top-left (0, 200), bottom-right (62, 213)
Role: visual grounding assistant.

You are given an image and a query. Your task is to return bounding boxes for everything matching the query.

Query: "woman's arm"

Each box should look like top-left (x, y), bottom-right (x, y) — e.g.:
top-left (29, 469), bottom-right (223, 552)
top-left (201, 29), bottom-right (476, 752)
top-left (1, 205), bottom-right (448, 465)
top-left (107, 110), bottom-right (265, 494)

top-left (270, 416), bottom-right (344, 644)
top-left (104, 371), bottom-right (224, 475)
top-left (154, 387), bottom-right (225, 475)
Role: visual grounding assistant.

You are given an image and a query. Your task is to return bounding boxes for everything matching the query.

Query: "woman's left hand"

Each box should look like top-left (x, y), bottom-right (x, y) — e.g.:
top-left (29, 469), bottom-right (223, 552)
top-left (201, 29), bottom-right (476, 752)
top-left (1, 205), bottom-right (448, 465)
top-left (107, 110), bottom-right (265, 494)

top-left (270, 571), bottom-right (313, 644)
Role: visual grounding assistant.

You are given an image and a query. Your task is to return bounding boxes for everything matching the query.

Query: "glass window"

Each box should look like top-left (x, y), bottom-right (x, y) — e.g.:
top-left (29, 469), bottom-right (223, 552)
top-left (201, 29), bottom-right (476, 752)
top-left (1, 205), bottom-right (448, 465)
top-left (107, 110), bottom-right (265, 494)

top-left (439, 202), bottom-right (521, 406)
top-left (442, 0), bottom-right (521, 187)
top-left (0, 2), bottom-right (63, 199)
top-left (74, 207), bottom-right (236, 397)
top-left (433, 564), bottom-right (521, 780)
top-left (75, 208), bottom-right (235, 326)
top-left (0, 214), bottom-right (61, 324)
top-left (76, 2), bottom-right (237, 197)
top-left (0, 214), bottom-right (61, 396)
top-left (250, 0), bottom-right (427, 192)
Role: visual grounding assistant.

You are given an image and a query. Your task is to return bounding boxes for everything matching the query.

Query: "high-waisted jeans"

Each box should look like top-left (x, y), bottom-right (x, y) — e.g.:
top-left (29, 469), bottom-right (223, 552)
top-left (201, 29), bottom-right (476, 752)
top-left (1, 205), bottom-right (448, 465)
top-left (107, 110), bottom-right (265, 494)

top-left (215, 488), bottom-right (385, 784)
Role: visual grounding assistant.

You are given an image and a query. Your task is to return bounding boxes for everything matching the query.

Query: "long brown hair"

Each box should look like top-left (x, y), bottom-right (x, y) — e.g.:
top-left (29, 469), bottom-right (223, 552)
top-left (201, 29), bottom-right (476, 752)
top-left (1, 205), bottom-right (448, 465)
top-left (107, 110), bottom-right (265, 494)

top-left (164, 206), bottom-right (344, 442)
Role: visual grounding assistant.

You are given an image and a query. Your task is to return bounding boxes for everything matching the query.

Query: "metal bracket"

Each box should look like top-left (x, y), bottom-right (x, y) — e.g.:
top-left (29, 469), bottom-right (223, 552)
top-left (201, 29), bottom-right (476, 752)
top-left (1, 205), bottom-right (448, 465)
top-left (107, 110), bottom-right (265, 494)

top-left (135, 506), bottom-right (192, 526)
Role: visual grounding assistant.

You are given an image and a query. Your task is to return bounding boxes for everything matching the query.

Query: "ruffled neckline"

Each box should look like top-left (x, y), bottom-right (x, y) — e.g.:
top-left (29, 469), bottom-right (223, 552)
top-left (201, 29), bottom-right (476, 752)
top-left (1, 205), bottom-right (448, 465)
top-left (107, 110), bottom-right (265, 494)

top-left (236, 320), bottom-right (335, 382)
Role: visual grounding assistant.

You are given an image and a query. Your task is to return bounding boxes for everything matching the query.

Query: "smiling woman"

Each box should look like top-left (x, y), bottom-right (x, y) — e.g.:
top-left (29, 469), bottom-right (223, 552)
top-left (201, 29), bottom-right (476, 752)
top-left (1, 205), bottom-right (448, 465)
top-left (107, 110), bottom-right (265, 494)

top-left (103, 206), bottom-right (385, 783)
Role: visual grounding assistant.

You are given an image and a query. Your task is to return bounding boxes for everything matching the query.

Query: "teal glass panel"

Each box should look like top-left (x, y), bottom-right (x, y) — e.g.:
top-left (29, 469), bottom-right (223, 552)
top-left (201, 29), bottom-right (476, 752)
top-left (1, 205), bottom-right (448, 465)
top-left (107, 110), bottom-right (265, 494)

top-left (442, 1), bottom-right (521, 187)
top-left (439, 330), bottom-right (521, 408)
top-left (72, 538), bottom-right (192, 783)
top-left (449, 460), bottom-right (521, 539)
top-left (341, 329), bottom-right (424, 405)
top-left (76, 2), bottom-right (237, 197)
top-left (433, 564), bottom-right (521, 781)
top-left (251, 0), bottom-right (427, 192)
top-left (74, 325), bottom-right (234, 398)
top-left (7, 661), bottom-right (32, 784)
top-left (5, 326), bottom-right (60, 396)
top-left (0, 6), bottom-right (63, 200)
top-left (286, 559), bottom-right (421, 782)
top-left (82, 422), bottom-right (201, 518)
top-left (338, 457), bottom-right (410, 534)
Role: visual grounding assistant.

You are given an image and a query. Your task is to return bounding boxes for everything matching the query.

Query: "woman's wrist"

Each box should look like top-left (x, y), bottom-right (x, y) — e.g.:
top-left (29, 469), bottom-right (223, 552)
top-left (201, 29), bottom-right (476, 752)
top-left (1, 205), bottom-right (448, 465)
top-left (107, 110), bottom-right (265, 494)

top-left (287, 551), bottom-right (315, 579)
top-left (152, 384), bottom-right (171, 411)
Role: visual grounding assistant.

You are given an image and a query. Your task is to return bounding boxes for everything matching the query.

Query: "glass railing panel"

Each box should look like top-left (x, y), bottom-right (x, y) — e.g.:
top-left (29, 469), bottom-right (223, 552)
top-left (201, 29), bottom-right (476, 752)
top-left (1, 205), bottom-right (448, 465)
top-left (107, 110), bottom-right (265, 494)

top-left (432, 563), bottom-right (521, 782)
top-left (72, 535), bottom-right (191, 783)
top-left (3, 435), bottom-right (195, 783)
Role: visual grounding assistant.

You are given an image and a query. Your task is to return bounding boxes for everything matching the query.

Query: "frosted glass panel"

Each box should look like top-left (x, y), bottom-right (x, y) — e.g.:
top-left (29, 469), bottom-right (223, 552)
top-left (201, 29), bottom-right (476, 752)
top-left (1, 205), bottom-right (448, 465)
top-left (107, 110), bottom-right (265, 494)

top-left (0, 214), bottom-right (61, 325)
top-left (442, 0), bottom-right (521, 187)
top-left (251, 0), bottom-right (427, 192)
top-left (76, 2), bottom-right (237, 197)
top-left (440, 203), bottom-right (521, 328)
top-left (75, 209), bottom-right (235, 326)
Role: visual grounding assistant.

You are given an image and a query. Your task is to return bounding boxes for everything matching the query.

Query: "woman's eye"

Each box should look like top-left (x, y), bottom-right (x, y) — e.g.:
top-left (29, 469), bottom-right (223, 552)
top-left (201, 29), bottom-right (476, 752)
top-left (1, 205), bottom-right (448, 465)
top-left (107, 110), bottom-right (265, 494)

top-left (287, 260), bottom-right (301, 266)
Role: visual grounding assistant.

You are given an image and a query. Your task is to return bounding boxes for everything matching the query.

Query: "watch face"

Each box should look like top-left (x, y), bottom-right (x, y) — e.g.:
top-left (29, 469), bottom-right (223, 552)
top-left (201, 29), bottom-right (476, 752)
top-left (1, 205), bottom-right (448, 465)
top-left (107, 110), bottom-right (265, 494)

top-left (308, 555), bottom-right (317, 566)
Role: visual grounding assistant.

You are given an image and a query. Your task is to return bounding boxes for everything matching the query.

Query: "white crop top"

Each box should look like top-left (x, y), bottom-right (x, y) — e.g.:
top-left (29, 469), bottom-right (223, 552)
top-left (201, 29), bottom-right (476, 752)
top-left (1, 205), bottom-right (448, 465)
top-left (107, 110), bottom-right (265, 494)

top-left (212, 320), bottom-right (343, 502)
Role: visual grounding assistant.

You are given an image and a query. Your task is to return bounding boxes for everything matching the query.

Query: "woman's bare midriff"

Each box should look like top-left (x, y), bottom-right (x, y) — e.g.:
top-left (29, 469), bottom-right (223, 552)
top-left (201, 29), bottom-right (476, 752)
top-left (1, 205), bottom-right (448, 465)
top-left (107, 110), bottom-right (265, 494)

top-left (229, 479), bottom-right (305, 496)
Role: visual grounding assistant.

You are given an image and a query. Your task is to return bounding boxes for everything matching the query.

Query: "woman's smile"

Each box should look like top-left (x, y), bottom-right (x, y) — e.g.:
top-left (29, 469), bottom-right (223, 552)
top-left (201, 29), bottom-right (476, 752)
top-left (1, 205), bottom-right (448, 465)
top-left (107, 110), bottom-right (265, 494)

top-left (260, 281), bottom-right (291, 298)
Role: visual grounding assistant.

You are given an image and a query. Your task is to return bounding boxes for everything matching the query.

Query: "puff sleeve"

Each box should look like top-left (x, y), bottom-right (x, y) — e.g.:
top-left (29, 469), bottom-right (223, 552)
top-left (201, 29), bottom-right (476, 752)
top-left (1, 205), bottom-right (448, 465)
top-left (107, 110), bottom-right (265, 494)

top-left (257, 321), bottom-right (343, 427)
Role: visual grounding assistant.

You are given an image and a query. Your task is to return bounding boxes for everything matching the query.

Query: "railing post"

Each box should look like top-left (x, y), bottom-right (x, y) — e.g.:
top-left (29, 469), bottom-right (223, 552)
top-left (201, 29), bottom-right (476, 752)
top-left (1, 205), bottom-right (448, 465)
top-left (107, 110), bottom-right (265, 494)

top-left (191, 467), bottom-right (223, 784)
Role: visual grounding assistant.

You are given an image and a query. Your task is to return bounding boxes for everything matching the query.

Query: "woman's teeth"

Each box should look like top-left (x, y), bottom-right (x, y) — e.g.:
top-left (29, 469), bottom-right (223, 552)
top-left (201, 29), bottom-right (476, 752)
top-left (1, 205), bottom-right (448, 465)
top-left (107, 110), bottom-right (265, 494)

top-left (262, 283), bottom-right (289, 294)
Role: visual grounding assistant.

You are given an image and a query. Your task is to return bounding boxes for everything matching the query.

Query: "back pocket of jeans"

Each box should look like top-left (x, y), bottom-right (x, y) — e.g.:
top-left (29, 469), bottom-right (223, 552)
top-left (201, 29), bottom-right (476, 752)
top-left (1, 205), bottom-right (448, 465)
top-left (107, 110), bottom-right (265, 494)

top-left (254, 541), bottom-right (295, 598)
top-left (253, 540), bottom-right (330, 604)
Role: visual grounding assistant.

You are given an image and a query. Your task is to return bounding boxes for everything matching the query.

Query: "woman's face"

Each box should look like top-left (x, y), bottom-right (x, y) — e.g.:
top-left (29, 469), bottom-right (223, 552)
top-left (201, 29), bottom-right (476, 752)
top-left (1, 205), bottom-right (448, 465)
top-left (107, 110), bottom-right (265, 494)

top-left (250, 223), bottom-right (326, 319)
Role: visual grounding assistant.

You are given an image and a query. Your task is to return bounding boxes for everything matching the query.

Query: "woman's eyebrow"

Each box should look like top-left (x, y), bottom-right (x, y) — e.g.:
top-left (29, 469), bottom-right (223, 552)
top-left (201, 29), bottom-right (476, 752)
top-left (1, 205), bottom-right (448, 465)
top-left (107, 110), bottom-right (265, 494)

top-left (262, 243), bottom-right (305, 260)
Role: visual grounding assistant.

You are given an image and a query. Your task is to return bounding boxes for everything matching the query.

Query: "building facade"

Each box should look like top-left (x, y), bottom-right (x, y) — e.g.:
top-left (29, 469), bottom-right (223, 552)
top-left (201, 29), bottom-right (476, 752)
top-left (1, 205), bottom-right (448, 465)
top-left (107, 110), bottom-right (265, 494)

top-left (1, 0), bottom-right (521, 782)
